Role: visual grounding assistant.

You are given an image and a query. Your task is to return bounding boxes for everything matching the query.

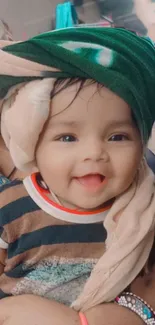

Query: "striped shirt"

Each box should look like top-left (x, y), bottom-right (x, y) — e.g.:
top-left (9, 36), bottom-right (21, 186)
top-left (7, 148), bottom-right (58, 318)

top-left (0, 173), bottom-right (109, 305)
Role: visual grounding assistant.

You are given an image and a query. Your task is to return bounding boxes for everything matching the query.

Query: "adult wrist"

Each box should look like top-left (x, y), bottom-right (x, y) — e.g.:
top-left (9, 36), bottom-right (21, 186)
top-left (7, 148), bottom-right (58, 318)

top-left (84, 303), bottom-right (144, 325)
top-left (115, 292), bottom-right (155, 325)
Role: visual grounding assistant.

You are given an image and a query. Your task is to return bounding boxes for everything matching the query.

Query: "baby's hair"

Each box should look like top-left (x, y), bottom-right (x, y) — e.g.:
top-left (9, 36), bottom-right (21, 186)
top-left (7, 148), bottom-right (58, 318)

top-left (50, 78), bottom-right (99, 101)
top-left (50, 77), bottom-right (140, 137)
top-left (50, 78), bottom-right (105, 116)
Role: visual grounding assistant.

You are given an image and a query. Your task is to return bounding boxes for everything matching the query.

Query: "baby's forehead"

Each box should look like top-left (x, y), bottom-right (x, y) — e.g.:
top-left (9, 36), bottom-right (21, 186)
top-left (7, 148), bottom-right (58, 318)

top-left (50, 82), bottom-right (131, 119)
top-left (48, 84), bottom-right (134, 133)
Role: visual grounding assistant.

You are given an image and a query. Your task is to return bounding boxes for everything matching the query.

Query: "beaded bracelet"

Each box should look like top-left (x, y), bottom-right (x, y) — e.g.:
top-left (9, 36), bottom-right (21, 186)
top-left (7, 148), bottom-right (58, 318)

top-left (115, 292), bottom-right (155, 325)
top-left (79, 312), bottom-right (89, 325)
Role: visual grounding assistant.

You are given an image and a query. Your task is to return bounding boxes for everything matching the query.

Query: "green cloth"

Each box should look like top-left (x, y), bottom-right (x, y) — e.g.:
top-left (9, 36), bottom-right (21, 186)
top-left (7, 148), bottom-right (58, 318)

top-left (1, 27), bottom-right (155, 141)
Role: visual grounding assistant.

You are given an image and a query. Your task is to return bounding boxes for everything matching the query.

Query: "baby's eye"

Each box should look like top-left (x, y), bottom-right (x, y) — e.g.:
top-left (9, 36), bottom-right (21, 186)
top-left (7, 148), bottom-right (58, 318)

top-left (58, 135), bottom-right (78, 142)
top-left (108, 134), bottom-right (129, 142)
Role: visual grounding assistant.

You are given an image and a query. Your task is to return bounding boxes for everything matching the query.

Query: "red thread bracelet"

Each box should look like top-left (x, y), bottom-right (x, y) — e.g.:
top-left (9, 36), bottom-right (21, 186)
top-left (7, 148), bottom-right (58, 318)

top-left (79, 312), bottom-right (89, 325)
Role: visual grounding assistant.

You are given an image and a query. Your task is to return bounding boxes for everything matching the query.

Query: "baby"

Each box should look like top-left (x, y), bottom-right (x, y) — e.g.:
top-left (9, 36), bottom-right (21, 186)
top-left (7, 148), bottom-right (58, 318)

top-left (0, 27), bottom-right (154, 314)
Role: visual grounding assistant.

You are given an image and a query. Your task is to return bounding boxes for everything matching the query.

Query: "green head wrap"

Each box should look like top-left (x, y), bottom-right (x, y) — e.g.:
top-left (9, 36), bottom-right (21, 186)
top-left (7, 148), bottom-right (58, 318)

top-left (1, 27), bottom-right (155, 141)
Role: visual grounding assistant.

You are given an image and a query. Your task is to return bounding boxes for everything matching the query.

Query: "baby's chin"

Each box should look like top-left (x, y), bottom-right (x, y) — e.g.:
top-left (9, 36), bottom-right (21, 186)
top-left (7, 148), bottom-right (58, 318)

top-left (58, 199), bottom-right (99, 211)
top-left (62, 197), bottom-right (113, 212)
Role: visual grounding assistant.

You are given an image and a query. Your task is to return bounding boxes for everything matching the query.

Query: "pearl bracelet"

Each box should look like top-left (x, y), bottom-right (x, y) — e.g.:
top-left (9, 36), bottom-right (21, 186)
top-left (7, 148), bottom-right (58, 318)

top-left (115, 292), bottom-right (155, 325)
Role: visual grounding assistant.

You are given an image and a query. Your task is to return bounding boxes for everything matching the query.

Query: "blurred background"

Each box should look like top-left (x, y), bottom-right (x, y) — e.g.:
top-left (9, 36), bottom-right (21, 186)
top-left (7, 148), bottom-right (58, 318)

top-left (0, 0), bottom-right (154, 40)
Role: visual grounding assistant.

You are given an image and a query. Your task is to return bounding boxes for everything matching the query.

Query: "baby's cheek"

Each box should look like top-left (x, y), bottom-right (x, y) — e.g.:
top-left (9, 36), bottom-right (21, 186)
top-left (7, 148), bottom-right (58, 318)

top-left (111, 156), bottom-right (138, 196)
top-left (115, 148), bottom-right (140, 176)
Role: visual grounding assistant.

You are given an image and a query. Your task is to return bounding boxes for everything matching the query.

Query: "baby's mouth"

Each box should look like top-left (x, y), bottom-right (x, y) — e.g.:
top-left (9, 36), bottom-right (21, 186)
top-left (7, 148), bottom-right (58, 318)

top-left (75, 174), bottom-right (106, 188)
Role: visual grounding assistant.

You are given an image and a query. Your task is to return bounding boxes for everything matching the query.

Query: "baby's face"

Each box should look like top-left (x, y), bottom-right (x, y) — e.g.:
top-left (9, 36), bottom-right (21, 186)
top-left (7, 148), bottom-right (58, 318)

top-left (36, 82), bottom-right (142, 210)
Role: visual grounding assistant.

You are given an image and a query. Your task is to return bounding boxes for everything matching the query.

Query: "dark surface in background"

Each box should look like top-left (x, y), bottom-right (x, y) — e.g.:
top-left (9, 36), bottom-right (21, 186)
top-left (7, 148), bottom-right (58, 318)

top-left (96, 0), bottom-right (134, 17)
top-left (146, 149), bottom-right (155, 174)
top-left (96, 0), bottom-right (147, 34)
top-left (73, 0), bottom-right (147, 35)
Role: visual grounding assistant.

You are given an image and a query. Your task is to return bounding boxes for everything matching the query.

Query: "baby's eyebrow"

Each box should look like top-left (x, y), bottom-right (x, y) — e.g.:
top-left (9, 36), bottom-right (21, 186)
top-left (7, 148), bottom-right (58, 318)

top-left (49, 120), bottom-right (81, 128)
top-left (107, 120), bottom-right (135, 128)
top-left (49, 119), bottom-right (135, 130)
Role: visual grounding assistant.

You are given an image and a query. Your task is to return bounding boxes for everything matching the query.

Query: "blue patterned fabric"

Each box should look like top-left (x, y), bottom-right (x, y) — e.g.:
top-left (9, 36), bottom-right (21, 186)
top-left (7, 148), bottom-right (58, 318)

top-left (0, 175), bottom-right (10, 186)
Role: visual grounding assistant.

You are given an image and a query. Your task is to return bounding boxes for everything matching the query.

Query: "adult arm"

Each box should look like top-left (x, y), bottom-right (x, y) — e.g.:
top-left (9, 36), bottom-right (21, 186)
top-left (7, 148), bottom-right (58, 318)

top-left (0, 295), bottom-right (144, 325)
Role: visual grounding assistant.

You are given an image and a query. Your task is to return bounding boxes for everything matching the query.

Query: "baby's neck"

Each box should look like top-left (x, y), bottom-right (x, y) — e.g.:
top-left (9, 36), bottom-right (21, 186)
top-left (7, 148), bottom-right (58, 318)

top-left (49, 191), bottom-right (114, 212)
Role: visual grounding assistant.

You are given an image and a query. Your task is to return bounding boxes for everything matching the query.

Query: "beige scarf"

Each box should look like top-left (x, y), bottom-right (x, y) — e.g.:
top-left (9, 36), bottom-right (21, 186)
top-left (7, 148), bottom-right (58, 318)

top-left (73, 162), bottom-right (155, 311)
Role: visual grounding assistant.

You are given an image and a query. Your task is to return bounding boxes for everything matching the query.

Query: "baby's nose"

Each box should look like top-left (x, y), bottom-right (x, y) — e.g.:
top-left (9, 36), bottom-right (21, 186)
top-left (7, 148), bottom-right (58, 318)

top-left (82, 139), bottom-right (109, 162)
